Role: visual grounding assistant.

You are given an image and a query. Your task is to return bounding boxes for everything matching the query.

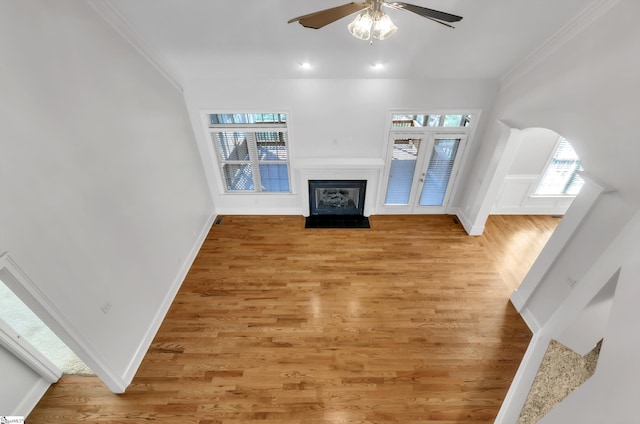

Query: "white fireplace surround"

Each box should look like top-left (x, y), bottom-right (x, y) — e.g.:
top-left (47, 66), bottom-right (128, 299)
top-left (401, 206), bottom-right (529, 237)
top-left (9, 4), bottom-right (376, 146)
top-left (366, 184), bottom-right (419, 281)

top-left (296, 158), bottom-right (385, 217)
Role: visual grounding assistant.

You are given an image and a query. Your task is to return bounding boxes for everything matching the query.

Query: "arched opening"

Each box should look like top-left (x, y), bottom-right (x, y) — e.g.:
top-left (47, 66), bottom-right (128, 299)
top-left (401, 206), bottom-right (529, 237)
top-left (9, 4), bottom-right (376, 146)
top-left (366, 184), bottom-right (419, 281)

top-left (477, 127), bottom-right (586, 294)
top-left (492, 128), bottom-right (583, 216)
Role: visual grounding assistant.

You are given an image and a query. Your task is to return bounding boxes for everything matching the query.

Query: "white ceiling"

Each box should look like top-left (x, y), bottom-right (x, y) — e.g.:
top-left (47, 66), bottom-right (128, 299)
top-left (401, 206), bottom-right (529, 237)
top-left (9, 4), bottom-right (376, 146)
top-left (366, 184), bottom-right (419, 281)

top-left (108, 0), bottom-right (593, 81)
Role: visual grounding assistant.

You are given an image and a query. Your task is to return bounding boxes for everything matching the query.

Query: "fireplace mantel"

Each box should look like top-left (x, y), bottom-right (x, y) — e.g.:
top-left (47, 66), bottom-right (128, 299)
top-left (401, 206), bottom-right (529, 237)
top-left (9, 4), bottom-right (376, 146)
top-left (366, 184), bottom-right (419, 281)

top-left (296, 158), bottom-right (384, 217)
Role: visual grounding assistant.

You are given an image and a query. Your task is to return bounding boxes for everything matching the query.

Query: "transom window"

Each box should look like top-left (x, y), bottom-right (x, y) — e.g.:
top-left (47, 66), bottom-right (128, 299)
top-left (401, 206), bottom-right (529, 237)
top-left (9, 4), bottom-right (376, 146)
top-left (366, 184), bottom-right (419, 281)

top-left (391, 114), bottom-right (472, 128)
top-left (534, 137), bottom-right (585, 196)
top-left (208, 113), bottom-right (290, 193)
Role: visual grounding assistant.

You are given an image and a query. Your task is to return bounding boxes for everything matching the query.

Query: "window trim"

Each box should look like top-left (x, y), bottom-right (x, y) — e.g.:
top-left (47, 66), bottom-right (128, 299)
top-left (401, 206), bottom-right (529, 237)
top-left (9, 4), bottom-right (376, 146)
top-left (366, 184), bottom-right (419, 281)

top-left (203, 111), bottom-right (293, 194)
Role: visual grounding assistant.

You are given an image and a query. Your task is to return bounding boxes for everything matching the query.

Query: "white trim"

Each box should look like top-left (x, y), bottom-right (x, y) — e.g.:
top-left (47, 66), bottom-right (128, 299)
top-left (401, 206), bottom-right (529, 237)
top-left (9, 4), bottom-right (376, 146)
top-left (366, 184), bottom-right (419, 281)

top-left (500, 0), bottom-right (620, 90)
top-left (296, 158), bottom-right (385, 169)
top-left (12, 378), bottom-right (51, 417)
top-left (214, 206), bottom-right (303, 216)
top-left (499, 207), bottom-right (639, 422)
top-left (510, 173), bottom-right (609, 313)
top-left (451, 207), bottom-right (483, 235)
top-left (378, 109), bottom-right (480, 215)
top-left (576, 170), bottom-right (614, 193)
top-left (0, 317), bottom-right (60, 383)
top-left (504, 174), bottom-right (541, 182)
top-left (0, 253), bottom-right (127, 393)
top-left (85, 0), bottom-right (183, 93)
top-left (120, 211), bottom-right (216, 384)
top-left (494, 334), bottom-right (551, 424)
top-left (491, 208), bottom-right (569, 216)
top-left (199, 110), bottom-right (295, 196)
top-left (510, 288), bottom-right (528, 312)
top-left (518, 305), bottom-right (542, 334)
top-left (466, 122), bottom-right (524, 235)
top-left (297, 162), bottom-right (384, 217)
top-left (491, 173), bottom-right (576, 215)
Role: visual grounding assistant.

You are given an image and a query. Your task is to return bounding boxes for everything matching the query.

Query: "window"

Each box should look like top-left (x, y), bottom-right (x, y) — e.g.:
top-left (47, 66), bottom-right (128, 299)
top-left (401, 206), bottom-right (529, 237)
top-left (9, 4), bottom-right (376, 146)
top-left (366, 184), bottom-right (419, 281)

top-left (391, 114), bottom-right (471, 128)
top-left (208, 113), bottom-right (290, 193)
top-left (534, 137), bottom-right (585, 196)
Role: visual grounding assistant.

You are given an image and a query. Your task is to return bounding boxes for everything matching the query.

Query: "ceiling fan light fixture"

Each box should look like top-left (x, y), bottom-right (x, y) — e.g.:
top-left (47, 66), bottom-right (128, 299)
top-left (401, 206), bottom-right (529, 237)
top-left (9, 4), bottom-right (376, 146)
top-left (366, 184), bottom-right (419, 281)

top-left (347, 11), bottom-right (374, 40)
top-left (371, 12), bottom-right (397, 40)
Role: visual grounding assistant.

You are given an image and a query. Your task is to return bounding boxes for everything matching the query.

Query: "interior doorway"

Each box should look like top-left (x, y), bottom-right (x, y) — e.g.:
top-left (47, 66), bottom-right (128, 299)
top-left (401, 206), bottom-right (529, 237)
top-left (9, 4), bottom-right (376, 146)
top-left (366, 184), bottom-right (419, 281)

top-left (0, 278), bottom-right (92, 376)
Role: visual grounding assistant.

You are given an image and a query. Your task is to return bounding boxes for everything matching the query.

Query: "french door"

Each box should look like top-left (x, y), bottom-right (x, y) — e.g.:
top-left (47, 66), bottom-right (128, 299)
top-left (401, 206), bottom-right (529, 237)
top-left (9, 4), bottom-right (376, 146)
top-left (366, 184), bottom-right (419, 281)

top-left (381, 132), bottom-right (467, 213)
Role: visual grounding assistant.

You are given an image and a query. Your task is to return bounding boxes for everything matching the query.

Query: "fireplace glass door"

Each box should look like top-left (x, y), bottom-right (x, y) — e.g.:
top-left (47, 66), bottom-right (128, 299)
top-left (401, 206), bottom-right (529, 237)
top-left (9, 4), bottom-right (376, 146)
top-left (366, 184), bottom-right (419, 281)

top-left (382, 132), bottom-right (466, 213)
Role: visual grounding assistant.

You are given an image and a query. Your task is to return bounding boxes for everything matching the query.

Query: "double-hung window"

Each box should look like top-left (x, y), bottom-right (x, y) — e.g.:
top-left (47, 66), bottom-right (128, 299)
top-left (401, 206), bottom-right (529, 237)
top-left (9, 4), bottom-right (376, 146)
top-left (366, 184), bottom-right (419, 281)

top-left (534, 137), bottom-right (584, 196)
top-left (208, 113), bottom-right (291, 193)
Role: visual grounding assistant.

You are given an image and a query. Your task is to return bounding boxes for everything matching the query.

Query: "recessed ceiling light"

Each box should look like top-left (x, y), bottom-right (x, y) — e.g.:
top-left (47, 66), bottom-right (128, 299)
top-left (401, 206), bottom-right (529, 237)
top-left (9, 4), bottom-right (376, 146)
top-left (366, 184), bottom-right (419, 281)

top-left (372, 63), bottom-right (384, 70)
top-left (300, 62), bottom-right (312, 70)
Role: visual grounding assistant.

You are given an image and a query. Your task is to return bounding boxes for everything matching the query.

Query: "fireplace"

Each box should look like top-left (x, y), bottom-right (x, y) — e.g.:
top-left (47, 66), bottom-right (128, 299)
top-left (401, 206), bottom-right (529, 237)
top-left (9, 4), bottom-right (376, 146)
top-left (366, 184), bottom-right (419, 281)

top-left (306, 180), bottom-right (369, 228)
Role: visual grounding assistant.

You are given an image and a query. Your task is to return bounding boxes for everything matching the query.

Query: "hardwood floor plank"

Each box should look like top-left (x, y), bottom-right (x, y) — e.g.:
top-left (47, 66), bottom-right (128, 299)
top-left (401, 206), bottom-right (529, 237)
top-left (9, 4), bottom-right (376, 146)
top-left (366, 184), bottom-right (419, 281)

top-left (30, 215), bottom-right (555, 423)
top-left (480, 215), bottom-right (558, 292)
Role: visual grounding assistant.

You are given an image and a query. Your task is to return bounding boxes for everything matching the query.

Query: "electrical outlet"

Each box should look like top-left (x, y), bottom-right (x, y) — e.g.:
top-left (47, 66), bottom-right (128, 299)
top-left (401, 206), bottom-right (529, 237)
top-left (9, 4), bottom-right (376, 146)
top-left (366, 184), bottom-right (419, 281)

top-left (100, 301), bottom-right (112, 314)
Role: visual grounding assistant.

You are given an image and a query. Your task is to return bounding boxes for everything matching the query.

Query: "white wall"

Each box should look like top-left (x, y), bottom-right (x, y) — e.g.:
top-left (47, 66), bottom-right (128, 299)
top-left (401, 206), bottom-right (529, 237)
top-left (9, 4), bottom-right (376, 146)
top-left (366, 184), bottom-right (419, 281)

top-left (482, 0), bottom-right (640, 420)
top-left (491, 127), bottom-right (575, 215)
top-left (539, 211), bottom-right (640, 423)
top-left (461, 0), bottom-right (640, 320)
top-left (0, 0), bottom-right (213, 394)
top-left (184, 78), bottom-right (499, 215)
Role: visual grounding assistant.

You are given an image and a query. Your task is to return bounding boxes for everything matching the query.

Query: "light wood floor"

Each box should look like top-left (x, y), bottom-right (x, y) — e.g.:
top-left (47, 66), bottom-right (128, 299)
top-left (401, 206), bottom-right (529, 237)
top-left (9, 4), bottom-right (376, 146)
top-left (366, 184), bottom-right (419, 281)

top-left (30, 214), bottom-right (557, 424)
top-left (480, 215), bottom-right (559, 293)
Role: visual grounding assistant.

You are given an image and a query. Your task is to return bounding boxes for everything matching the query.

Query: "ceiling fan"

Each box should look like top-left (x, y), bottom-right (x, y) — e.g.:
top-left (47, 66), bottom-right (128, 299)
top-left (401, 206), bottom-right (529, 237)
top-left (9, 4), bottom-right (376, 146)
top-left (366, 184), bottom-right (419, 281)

top-left (288, 1), bottom-right (463, 41)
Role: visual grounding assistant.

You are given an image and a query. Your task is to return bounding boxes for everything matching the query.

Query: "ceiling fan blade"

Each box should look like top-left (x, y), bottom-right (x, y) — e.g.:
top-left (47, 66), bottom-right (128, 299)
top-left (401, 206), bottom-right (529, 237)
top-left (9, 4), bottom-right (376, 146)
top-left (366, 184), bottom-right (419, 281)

top-left (420, 15), bottom-right (456, 29)
top-left (385, 2), bottom-right (462, 23)
top-left (288, 2), bottom-right (369, 29)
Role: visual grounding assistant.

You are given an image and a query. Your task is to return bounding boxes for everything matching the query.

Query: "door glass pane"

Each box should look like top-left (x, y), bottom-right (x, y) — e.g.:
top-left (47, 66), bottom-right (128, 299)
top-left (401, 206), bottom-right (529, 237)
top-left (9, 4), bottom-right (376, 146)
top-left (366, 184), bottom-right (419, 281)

top-left (385, 137), bottom-right (422, 205)
top-left (419, 138), bottom-right (460, 206)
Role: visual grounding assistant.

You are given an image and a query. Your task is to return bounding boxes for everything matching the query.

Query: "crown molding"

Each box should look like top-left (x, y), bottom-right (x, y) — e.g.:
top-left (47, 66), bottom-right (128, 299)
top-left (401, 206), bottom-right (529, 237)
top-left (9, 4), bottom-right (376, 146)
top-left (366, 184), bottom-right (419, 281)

top-left (499, 0), bottom-right (620, 91)
top-left (85, 0), bottom-right (183, 93)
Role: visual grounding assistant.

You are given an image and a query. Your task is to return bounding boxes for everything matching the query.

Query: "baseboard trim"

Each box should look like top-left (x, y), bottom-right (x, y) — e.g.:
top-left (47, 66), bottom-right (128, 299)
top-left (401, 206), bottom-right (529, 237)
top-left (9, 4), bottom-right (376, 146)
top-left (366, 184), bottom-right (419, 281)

top-left (519, 305), bottom-right (542, 334)
top-left (494, 334), bottom-right (551, 424)
top-left (214, 207), bottom-right (303, 216)
top-left (121, 211), bottom-right (216, 385)
top-left (453, 208), bottom-right (484, 236)
top-left (16, 378), bottom-right (50, 417)
top-left (510, 288), bottom-right (527, 312)
top-left (491, 208), bottom-right (569, 215)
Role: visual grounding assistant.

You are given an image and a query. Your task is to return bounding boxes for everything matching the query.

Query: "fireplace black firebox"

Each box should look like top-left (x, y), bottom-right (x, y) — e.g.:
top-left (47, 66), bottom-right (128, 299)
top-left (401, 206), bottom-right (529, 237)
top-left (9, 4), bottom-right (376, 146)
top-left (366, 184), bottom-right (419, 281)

top-left (305, 180), bottom-right (370, 228)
